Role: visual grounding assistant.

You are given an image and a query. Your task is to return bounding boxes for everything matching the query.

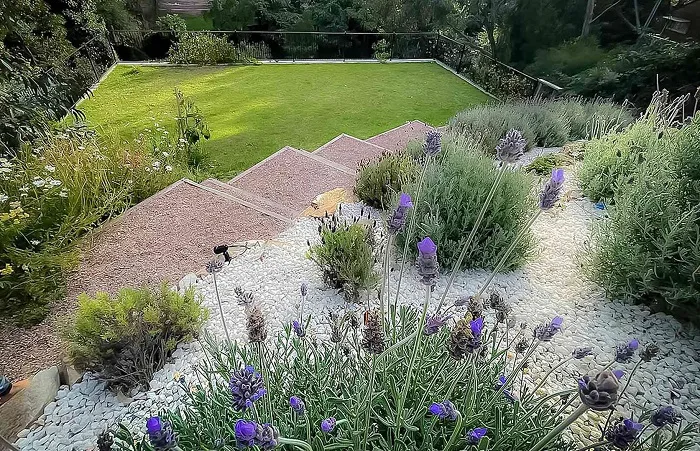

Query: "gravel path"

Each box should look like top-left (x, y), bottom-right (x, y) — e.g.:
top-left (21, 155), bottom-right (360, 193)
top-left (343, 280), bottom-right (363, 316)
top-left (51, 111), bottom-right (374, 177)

top-left (15, 169), bottom-right (700, 450)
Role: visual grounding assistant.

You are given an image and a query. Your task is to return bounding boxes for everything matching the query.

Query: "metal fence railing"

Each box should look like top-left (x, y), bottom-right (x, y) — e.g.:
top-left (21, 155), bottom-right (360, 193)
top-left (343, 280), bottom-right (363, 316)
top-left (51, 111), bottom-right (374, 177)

top-left (110, 30), bottom-right (560, 99)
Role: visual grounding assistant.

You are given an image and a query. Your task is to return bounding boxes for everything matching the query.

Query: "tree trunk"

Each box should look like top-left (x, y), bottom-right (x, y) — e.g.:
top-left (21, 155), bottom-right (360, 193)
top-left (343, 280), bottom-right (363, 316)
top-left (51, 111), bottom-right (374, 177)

top-left (581, 0), bottom-right (596, 37)
top-left (486, 25), bottom-right (498, 60)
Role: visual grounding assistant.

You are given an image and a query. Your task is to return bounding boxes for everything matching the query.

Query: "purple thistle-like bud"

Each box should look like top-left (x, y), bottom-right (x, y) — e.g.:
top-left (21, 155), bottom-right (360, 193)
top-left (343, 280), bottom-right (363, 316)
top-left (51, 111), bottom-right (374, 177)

top-left (424, 314), bottom-right (450, 335)
top-left (387, 193), bottom-right (413, 234)
top-left (290, 396), bottom-right (305, 415)
top-left (539, 168), bottom-right (566, 210)
top-left (229, 365), bottom-right (266, 411)
top-left (495, 375), bottom-right (517, 403)
top-left (448, 318), bottom-right (482, 359)
top-left (615, 339), bottom-right (639, 363)
top-left (206, 258), bottom-right (224, 274)
top-left (428, 400), bottom-right (458, 420)
top-left (292, 320), bottom-right (305, 338)
top-left (640, 344), bottom-right (659, 362)
top-left (321, 417), bottom-right (337, 433)
top-left (362, 309), bottom-right (385, 354)
top-left (650, 406), bottom-right (682, 427)
top-left (577, 370), bottom-right (621, 411)
top-left (416, 237), bottom-right (439, 287)
top-left (255, 423), bottom-right (279, 449)
top-left (496, 129), bottom-right (526, 163)
top-left (605, 418), bottom-right (643, 449)
top-left (146, 417), bottom-right (177, 450)
top-left (423, 131), bottom-right (442, 156)
top-left (467, 427), bottom-right (488, 444)
top-left (533, 316), bottom-right (563, 341)
top-left (235, 419), bottom-right (257, 447)
top-left (572, 347), bottom-right (594, 359)
top-left (300, 282), bottom-right (308, 298)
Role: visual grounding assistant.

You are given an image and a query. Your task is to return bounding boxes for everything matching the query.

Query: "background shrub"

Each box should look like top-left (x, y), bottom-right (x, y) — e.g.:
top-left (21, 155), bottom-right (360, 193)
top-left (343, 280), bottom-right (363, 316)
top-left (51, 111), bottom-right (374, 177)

top-left (525, 153), bottom-right (569, 176)
top-left (583, 114), bottom-right (700, 322)
top-left (168, 33), bottom-right (255, 65)
top-left (65, 284), bottom-right (208, 389)
top-left (309, 218), bottom-right (378, 303)
top-left (526, 37), bottom-right (610, 84)
top-left (398, 134), bottom-right (536, 271)
top-left (354, 152), bottom-right (417, 209)
top-left (449, 98), bottom-right (632, 153)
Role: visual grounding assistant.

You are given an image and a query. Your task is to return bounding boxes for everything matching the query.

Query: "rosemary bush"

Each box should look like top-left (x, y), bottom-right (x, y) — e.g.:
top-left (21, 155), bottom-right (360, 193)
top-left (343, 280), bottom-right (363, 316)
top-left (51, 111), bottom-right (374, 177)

top-left (398, 134), bottom-right (536, 271)
top-left (309, 217), bottom-right (379, 303)
top-left (525, 153), bottom-right (569, 176)
top-left (168, 33), bottom-right (256, 65)
top-left (65, 284), bottom-right (208, 390)
top-left (354, 152), bottom-right (418, 209)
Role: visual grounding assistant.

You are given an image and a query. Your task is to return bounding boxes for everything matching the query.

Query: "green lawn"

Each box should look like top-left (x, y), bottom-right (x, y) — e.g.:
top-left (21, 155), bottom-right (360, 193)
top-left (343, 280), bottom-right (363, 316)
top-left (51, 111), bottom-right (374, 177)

top-left (81, 62), bottom-right (490, 177)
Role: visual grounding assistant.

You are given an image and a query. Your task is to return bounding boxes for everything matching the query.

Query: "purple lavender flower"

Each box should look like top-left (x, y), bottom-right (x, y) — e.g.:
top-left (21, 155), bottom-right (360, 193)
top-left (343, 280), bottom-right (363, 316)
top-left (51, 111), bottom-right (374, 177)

top-left (424, 314), bottom-right (450, 335)
top-left (416, 237), bottom-right (439, 287)
top-left (613, 369), bottom-right (625, 380)
top-left (605, 418), bottom-right (643, 449)
top-left (292, 320), bottom-right (305, 338)
top-left (651, 406), bottom-right (681, 427)
top-left (578, 370), bottom-right (621, 411)
top-left (495, 375), bottom-right (516, 403)
top-left (470, 317), bottom-right (484, 336)
top-left (235, 419), bottom-right (257, 447)
top-left (290, 396), bottom-right (305, 415)
top-left (255, 423), bottom-right (279, 449)
top-left (387, 193), bottom-right (413, 234)
top-left (428, 400), bottom-right (458, 420)
top-left (496, 129), bottom-right (526, 163)
top-left (615, 339), bottom-right (639, 363)
top-left (572, 347), bottom-right (594, 359)
top-left (300, 282), bottom-right (308, 298)
top-left (229, 365), bottom-right (266, 411)
top-left (424, 130), bottom-right (442, 156)
top-left (533, 316), bottom-right (563, 341)
top-left (539, 168), bottom-right (565, 210)
top-left (146, 416), bottom-right (177, 450)
top-left (321, 417), bottom-right (337, 433)
top-left (467, 427), bottom-right (488, 444)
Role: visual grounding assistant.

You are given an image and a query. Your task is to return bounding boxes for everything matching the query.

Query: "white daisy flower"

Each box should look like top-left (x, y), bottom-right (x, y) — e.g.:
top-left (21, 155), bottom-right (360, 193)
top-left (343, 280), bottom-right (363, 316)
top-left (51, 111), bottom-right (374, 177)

top-left (30, 240), bottom-right (40, 246)
top-left (165, 165), bottom-right (173, 172)
top-left (49, 180), bottom-right (62, 187)
top-left (45, 165), bottom-right (56, 173)
top-left (19, 186), bottom-right (29, 192)
top-left (0, 194), bottom-right (8, 203)
top-left (58, 190), bottom-right (68, 198)
top-left (32, 179), bottom-right (46, 187)
top-left (162, 152), bottom-right (169, 157)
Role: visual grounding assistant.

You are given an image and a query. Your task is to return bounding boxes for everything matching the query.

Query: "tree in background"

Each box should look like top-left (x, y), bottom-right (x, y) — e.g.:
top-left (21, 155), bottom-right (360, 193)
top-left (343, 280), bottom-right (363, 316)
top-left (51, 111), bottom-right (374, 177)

top-left (450, 0), bottom-right (518, 60)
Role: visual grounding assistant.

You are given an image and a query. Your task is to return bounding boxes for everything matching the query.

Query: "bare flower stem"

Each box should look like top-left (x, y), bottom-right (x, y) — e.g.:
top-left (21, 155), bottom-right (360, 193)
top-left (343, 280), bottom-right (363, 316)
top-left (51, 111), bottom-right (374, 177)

top-left (391, 157), bottom-right (431, 321)
top-left (443, 411), bottom-right (464, 451)
top-left (601, 358), bottom-right (644, 438)
top-left (212, 272), bottom-right (231, 343)
top-left (279, 437), bottom-right (314, 451)
top-left (361, 355), bottom-right (378, 451)
top-left (473, 209), bottom-right (541, 301)
top-left (380, 234), bottom-right (393, 334)
top-left (436, 166), bottom-right (507, 313)
top-left (525, 356), bottom-right (575, 403)
top-left (528, 403), bottom-right (590, 451)
top-left (487, 338), bottom-right (539, 409)
top-left (394, 285), bottom-right (431, 437)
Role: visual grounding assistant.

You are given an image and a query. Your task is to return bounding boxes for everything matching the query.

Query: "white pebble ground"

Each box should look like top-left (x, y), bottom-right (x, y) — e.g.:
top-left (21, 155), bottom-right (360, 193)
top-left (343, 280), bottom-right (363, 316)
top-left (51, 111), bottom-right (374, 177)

top-left (16, 175), bottom-right (700, 450)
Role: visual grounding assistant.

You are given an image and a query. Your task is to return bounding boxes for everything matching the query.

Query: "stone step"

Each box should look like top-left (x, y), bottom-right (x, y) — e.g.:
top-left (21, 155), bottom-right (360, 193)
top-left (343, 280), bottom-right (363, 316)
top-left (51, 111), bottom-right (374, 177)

top-left (201, 178), bottom-right (298, 220)
top-left (228, 146), bottom-right (355, 214)
top-left (366, 120), bottom-right (434, 152)
top-left (313, 134), bottom-right (388, 170)
top-left (67, 179), bottom-right (290, 298)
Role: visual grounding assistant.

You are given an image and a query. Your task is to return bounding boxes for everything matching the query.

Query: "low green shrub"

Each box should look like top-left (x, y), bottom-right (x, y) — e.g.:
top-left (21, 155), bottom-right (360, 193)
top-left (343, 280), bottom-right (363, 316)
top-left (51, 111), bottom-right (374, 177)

top-left (65, 284), bottom-right (208, 389)
top-left (449, 98), bottom-right (632, 153)
top-left (309, 217), bottom-right (378, 303)
top-left (398, 134), bottom-right (536, 271)
top-left (526, 37), bottom-right (610, 84)
top-left (372, 39), bottom-right (391, 62)
top-left (168, 33), bottom-right (255, 65)
top-left (354, 152), bottom-right (418, 209)
top-left (0, 126), bottom-right (189, 325)
top-left (525, 153), bottom-right (568, 176)
top-left (584, 115), bottom-right (700, 321)
top-left (156, 14), bottom-right (187, 33)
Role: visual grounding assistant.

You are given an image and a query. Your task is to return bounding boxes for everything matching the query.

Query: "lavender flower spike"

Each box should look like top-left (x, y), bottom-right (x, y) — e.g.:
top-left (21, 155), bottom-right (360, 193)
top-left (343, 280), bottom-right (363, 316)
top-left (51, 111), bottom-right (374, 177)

top-left (416, 237), bottom-right (439, 287)
top-left (615, 339), bottom-right (639, 363)
top-left (467, 427), bottom-right (488, 444)
top-left (605, 418), bottom-right (643, 449)
top-left (255, 423), bottom-right (279, 450)
top-left (533, 316), bottom-right (563, 341)
top-left (572, 347), bottom-right (594, 359)
top-left (292, 320), bottom-right (305, 338)
top-left (495, 375), bottom-right (517, 402)
top-left (290, 396), bottom-right (305, 415)
top-left (651, 406), bottom-right (682, 427)
top-left (424, 314), bottom-right (450, 335)
top-left (539, 168), bottom-right (566, 210)
top-left (578, 370), bottom-right (621, 411)
top-left (387, 193), bottom-right (413, 234)
top-left (496, 129), bottom-right (526, 163)
top-left (423, 130), bottom-right (442, 156)
top-left (146, 416), bottom-right (178, 450)
top-left (229, 365), bottom-right (266, 411)
top-left (234, 419), bottom-right (257, 448)
top-left (321, 417), bottom-right (337, 433)
top-left (428, 400), bottom-right (459, 420)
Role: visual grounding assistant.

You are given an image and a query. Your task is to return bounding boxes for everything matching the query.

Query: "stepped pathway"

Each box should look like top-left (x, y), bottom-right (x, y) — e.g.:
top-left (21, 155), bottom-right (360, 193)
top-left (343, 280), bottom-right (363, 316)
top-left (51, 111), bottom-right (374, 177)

top-left (313, 134), bottom-right (388, 170)
top-left (0, 120), bottom-right (432, 383)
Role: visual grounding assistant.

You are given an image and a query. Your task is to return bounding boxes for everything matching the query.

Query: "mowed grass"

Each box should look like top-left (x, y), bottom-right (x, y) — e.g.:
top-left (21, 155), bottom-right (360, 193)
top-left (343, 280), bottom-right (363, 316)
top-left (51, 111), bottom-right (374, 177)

top-left (81, 63), bottom-right (490, 177)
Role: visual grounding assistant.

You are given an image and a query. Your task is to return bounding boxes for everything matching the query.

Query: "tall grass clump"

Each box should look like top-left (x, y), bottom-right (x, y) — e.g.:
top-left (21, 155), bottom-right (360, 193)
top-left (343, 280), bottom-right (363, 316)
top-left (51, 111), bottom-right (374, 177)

top-left (450, 98), bottom-right (633, 152)
top-left (584, 108), bottom-right (700, 322)
top-left (354, 151), bottom-right (418, 209)
top-left (397, 134), bottom-right (536, 271)
top-left (0, 126), bottom-right (190, 325)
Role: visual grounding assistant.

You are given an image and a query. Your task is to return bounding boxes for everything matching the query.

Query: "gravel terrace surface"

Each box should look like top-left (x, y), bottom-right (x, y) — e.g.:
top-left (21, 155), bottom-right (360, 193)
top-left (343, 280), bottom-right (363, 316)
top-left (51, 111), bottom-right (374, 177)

top-left (228, 147), bottom-right (355, 212)
top-left (366, 120), bottom-right (434, 152)
top-left (16, 171), bottom-right (700, 450)
top-left (314, 134), bottom-right (388, 169)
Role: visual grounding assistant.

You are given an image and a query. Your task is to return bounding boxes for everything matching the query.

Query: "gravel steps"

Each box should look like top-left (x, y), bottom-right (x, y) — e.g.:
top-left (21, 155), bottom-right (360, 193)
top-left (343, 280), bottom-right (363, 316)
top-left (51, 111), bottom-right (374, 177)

top-left (200, 178), bottom-right (298, 220)
top-left (366, 120), bottom-right (434, 152)
top-left (313, 134), bottom-right (389, 170)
